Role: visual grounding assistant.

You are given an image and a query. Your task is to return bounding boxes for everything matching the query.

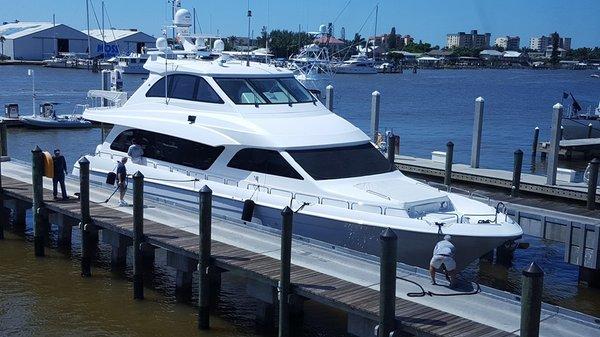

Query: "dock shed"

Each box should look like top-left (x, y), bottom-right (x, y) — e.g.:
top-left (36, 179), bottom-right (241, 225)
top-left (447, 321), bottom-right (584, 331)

top-left (86, 29), bottom-right (155, 58)
top-left (0, 21), bottom-right (99, 60)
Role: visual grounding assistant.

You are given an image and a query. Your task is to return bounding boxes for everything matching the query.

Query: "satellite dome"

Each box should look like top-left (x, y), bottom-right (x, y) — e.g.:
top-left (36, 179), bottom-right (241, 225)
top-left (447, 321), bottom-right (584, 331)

top-left (319, 24), bottom-right (327, 34)
top-left (213, 39), bottom-right (225, 52)
top-left (156, 37), bottom-right (168, 51)
top-left (174, 8), bottom-right (192, 27)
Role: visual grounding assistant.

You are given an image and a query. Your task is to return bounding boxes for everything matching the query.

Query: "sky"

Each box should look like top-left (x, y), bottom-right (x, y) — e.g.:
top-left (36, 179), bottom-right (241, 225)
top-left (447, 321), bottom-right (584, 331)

top-left (2, 0), bottom-right (599, 48)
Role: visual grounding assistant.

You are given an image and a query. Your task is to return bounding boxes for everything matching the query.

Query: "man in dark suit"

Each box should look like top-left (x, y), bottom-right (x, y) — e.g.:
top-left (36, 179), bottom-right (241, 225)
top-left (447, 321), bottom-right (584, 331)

top-left (52, 149), bottom-right (68, 200)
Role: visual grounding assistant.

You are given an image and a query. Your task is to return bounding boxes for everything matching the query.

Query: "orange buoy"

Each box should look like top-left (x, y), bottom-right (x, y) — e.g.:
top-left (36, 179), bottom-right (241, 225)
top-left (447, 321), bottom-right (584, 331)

top-left (42, 151), bottom-right (54, 178)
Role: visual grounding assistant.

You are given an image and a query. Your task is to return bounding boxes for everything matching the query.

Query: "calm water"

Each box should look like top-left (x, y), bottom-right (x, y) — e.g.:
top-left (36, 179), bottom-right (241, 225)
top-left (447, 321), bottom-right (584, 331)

top-left (1, 65), bottom-right (599, 334)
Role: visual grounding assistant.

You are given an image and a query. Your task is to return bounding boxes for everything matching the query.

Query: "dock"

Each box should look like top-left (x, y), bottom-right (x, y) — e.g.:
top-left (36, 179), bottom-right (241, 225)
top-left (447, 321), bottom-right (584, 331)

top-left (1, 158), bottom-right (599, 336)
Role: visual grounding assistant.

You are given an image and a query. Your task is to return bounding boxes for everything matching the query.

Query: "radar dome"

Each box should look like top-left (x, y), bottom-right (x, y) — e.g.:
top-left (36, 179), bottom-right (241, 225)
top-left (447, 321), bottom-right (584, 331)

top-left (319, 24), bottom-right (327, 34)
top-left (174, 8), bottom-right (192, 27)
top-left (213, 39), bottom-right (225, 52)
top-left (156, 37), bottom-right (168, 51)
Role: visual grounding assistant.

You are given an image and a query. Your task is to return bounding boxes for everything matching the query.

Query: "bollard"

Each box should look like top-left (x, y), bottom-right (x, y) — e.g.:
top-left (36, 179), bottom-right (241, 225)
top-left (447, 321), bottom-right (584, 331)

top-left (0, 122), bottom-right (7, 157)
top-left (325, 85), bottom-right (334, 112)
top-left (588, 123), bottom-right (593, 139)
top-left (387, 132), bottom-right (396, 167)
top-left (378, 228), bottom-right (397, 337)
top-left (520, 262), bottom-right (544, 337)
top-left (587, 158), bottom-right (599, 210)
top-left (471, 97), bottom-right (484, 168)
top-left (79, 157), bottom-right (92, 277)
top-left (394, 135), bottom-right (400, 157)
top-left (512, 150), bottom-right (523, 197)
top-left (370, 91), bottom-right (381, 142)
top-left (279, 207), bottom-right (293, 337)
top-left (546, 103), bottom-right (563, 185)
top-left (32, 146), bottom-right (45, 257)
top-left (132, 171), bottom-right (145, 299)
top-left (531, 127), bottom-right (539, 157)
top-left (198, 185), bottom-right (212, 330)
top-left (444, 141), bottom-right (454, 186)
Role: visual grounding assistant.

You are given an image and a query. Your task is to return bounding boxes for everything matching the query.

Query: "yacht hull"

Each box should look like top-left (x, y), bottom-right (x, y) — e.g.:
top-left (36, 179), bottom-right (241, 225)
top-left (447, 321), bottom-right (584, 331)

top-left (562, 118), bottom-right (600, 139)
top-left (87, 169), bottom-right (516, 270)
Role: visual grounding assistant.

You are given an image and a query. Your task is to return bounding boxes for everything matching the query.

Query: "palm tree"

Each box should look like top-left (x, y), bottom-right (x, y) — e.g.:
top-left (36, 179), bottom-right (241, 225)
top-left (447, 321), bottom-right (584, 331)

top-left (0, 36), bottom-right (5, 60)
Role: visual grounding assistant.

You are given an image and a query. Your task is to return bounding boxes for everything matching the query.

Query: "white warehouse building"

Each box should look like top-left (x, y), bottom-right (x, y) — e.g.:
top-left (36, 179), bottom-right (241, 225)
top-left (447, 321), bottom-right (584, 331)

top-left (0, 21), bottom-right (101, 60)
top-left (86, 29), bottom-right (155, 58)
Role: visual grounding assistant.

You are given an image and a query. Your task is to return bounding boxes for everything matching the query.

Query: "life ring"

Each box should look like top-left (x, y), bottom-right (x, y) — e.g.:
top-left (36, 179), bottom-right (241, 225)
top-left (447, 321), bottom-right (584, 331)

top-left (42, 151), bottom-right (54, 178)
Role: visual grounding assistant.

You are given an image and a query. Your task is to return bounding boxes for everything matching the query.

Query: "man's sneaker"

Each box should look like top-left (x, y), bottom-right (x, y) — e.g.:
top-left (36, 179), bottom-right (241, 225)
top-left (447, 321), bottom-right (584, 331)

top-left (118, 200), bottom-right (128, 207)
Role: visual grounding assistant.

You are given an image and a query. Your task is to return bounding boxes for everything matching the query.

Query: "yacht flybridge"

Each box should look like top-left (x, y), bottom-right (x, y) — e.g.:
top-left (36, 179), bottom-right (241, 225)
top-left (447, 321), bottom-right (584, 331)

top-left (74, 6), bottom-right (522, 270)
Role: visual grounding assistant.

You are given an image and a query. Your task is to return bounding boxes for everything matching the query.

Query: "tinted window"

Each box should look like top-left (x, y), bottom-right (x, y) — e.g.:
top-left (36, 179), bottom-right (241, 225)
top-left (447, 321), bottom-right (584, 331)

top-left (146, 75), bottom-right (223, 104)
top-left (215, 77), bottom-right (313, 105)
top-left (110, 129), bottom-right (224, 170)
top-left (214, 78), bottom-right (266, 104)
top-left (248, 78), bottom-right (297, 104)
top-left (227, 148), bottom-right (303, 179)
top-left (288, 143), bottom-right (394, 180)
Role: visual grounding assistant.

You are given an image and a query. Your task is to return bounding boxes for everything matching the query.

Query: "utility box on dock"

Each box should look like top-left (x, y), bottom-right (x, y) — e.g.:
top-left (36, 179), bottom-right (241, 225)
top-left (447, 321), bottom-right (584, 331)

top-left (431, 151), bottom-right (446, 163)
top-left (4, 104), bottom-right (19, 118)
top-left (556, 168), bottom-right (576, 183)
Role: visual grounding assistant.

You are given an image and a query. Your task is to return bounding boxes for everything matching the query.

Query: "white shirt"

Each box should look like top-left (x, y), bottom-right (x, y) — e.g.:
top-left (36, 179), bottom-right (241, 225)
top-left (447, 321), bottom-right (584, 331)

top-left (433, 239), bottom-right (455, 257)
top-left (127, 144), bottom-right (143, 162)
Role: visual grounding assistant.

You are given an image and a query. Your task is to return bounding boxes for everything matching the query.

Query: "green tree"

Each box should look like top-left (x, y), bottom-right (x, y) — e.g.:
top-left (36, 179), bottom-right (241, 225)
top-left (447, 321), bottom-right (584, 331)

top-left (403, 41), bottom-right (432, 53)
top-left (268, 30), bottom-right (312, 58)
top-left (224, 35), bottom-right (237, 51)
top-left (550, 31), bottom-right (560, 65)
top-left (387, 27), bottom-right (397, 50)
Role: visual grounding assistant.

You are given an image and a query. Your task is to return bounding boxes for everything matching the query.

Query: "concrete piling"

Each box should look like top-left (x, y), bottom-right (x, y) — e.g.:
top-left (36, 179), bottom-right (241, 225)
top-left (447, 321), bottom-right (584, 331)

top-left (520, 262), bottom-right (544, 337)
top-left (101, 70), bottom-right (111, 107)
top-left (512, 150), bottom-right (524, 197)
top-left (387, 132), bottom-right (396, 167)
top-left (198, 185), bottom-right (212, 330)
top-left (444, 141), bottom-right (454, 186)
top-left (471, 96), bottom-right (484, 168)
top-left (371, 91), bottom-right (381, 143)
top-left (325, 85), bottom-right (334, 112)
top-left (586, 158), bottom-right (599, 210)
top-left (133, 171), bottom-right (145, 300)
top-left (531, 127), bottom-right (539, 157)
top-left (546, 103), bottom-right (563, 185)
top-left (79, 157), bottom-right (93, 277)
top-left (378, 228), bottom-right (397, 337)
top-left (0, 122), bottom-right (7, 158)
top-left (279, 207), bottom-right (293, 337)
top-left (587, 123), bottom-right (593, 139)
top-left (32, 146), bottom-right (45, 257)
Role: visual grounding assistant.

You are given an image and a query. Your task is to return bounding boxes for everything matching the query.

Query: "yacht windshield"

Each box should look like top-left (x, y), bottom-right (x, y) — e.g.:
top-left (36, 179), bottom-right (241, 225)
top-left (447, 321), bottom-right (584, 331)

top-left (215, 77), bottom-right (314, 105)
top-left (288, 143), bottom-right (395, 180)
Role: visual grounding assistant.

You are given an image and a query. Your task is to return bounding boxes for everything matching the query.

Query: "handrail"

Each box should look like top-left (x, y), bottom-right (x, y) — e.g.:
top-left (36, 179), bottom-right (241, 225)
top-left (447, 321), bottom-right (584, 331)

top-left (460, 213), bottom-right (500, 224)
top-left (417, 212), bottom-right (460, 223)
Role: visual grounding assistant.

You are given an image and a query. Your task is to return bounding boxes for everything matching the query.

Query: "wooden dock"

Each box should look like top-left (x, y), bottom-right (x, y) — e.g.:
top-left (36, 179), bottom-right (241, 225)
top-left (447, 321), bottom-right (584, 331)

top-left (1, 159), bottom-right (599, 336)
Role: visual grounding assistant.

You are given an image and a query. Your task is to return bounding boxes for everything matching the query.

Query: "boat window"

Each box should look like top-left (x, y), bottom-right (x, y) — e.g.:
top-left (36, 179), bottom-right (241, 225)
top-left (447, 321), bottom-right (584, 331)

top-left (227, 148), bottom-right (303, 180)
top-left (214, 77), bottom-right (313, 105)
top-left (288, 143), bottom-right (395, 180)
top-left (110, 129), bottom-right (224, 170)
top-left (213, 78), bottom-right (266, 105)
top-left (146, 75), bottom-right (224, 104)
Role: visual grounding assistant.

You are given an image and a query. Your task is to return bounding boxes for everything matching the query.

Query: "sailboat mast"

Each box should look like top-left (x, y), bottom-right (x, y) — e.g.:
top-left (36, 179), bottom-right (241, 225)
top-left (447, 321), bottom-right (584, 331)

top-left (102, 1), bottom-right (105, 58)
top-left (373, 4), bottom-right (378, 62)
top-left (53, 14), bottom-right (57, 56)
top-left (86, 0), bottom-right (91, 59)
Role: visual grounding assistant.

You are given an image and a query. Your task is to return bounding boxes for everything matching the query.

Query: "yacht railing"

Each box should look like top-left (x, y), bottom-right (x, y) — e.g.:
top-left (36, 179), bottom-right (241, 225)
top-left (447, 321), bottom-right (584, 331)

top-left (94, 150), bottom-right (508, 222)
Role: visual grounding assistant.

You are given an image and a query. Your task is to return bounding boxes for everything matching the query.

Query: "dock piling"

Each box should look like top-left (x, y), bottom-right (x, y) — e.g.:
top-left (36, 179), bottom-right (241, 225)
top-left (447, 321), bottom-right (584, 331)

top-left (588, 123), bottom-right (593, 139)
top-left (198, 185), bottom-right (212, 330)
top-left (0, 150), bottom-right (3, 240)
top-left (32, 146), bottom-right (45, 257)
top-left (133, 171), bottom-right (145, 300)
top-left (586, 158), bottom-right (599, 210)
top-left (325, 85), bottom-right (334, 112)
top-left (0, 121), bottom-right (7, 158)
top-left (520, 262), bottom-right (544, 337)
top-left (471, 97), bottom-right (484, 168)
top-left (371, 91), bottom-right (381, 143)
top-left (531, 127), bottom-right (539, 158)
top-left (546, 103), bottom-right (563, 185)
top-left (79, 157), bottom-right (93, 277)
top-left (279, 207), bottom-right (293, 337)
top-left (444, 141), bottom-right (454, 186)
top-left (101, 70), bottom-right (111, 107)
top-left (378, 228), bottom-right (398, 337)
top-left (512, 150), bottom-right (523, 197)
top-left (387, 132), bottom-right (396, 167)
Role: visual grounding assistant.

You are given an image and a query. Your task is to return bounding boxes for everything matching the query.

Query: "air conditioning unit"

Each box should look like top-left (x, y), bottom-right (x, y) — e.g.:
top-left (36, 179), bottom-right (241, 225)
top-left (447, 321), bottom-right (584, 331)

top-left (4, 103), bottom-right (19, 118)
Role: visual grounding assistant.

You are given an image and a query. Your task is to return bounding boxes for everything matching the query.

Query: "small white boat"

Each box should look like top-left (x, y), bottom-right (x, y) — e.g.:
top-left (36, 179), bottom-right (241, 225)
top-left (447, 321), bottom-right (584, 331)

top-left (591, 74), bottom-right (600, 78)
top-left (20, 103), bottom-right (92, 129)
top-left (335, 54), bottom-right (377, 74)
top-left (116, 53), bottom-right (150, 74)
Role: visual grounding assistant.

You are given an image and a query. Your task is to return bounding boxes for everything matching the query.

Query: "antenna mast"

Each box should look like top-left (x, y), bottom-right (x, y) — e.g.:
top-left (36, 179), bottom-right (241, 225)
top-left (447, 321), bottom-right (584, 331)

top-left (373, 3), bottom-right (378, 62)
top-left (246, 1), bottom-right (252, 67)
top-left (86, 0), bottom-right (91, 59)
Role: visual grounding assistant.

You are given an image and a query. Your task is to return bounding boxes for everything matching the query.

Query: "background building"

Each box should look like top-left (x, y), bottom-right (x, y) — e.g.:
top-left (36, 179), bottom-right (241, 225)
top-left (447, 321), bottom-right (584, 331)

top-left (529, 34), bottom-right (571, 52)
top-left (446, 30), bottom-right (491, 49)
top-left (494, 36), bottom-right (520, 51)
top-left (0, 21), bottom-right (99, 60)
top-left (86, 29), bottom-right (155, 58)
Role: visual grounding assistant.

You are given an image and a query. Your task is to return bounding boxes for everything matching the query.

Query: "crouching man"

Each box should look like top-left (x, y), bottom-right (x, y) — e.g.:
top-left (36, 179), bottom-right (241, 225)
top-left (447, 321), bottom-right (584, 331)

top-left (429, 234), bottom-right (457, 287)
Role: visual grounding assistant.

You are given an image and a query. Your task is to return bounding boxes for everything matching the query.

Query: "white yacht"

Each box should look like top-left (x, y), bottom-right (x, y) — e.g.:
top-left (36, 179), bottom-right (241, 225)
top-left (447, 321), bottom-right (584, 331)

top-left (335, 53), bottom-right (377, 74)
top-left (74, 9), bottom-right (522, 270)
top-left (115, 53), bottom-right (150, 74)
top-left (288, 43), bottom-right (335, 96)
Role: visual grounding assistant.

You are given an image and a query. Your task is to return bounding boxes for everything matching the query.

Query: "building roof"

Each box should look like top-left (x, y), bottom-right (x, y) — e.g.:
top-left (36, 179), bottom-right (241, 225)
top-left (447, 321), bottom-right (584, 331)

top-left (85, 29), bottom-right (154, 43)
top-left (480, 49), bottom-right (503, 56)
top-left (502, 51), bottom-right (522, 58)
top-left (313, 36), bottom-right (345, 45)
top-left (427, 49), bottom-right (453, 57)
top-left (0, 21), bottom-right (56, 39)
